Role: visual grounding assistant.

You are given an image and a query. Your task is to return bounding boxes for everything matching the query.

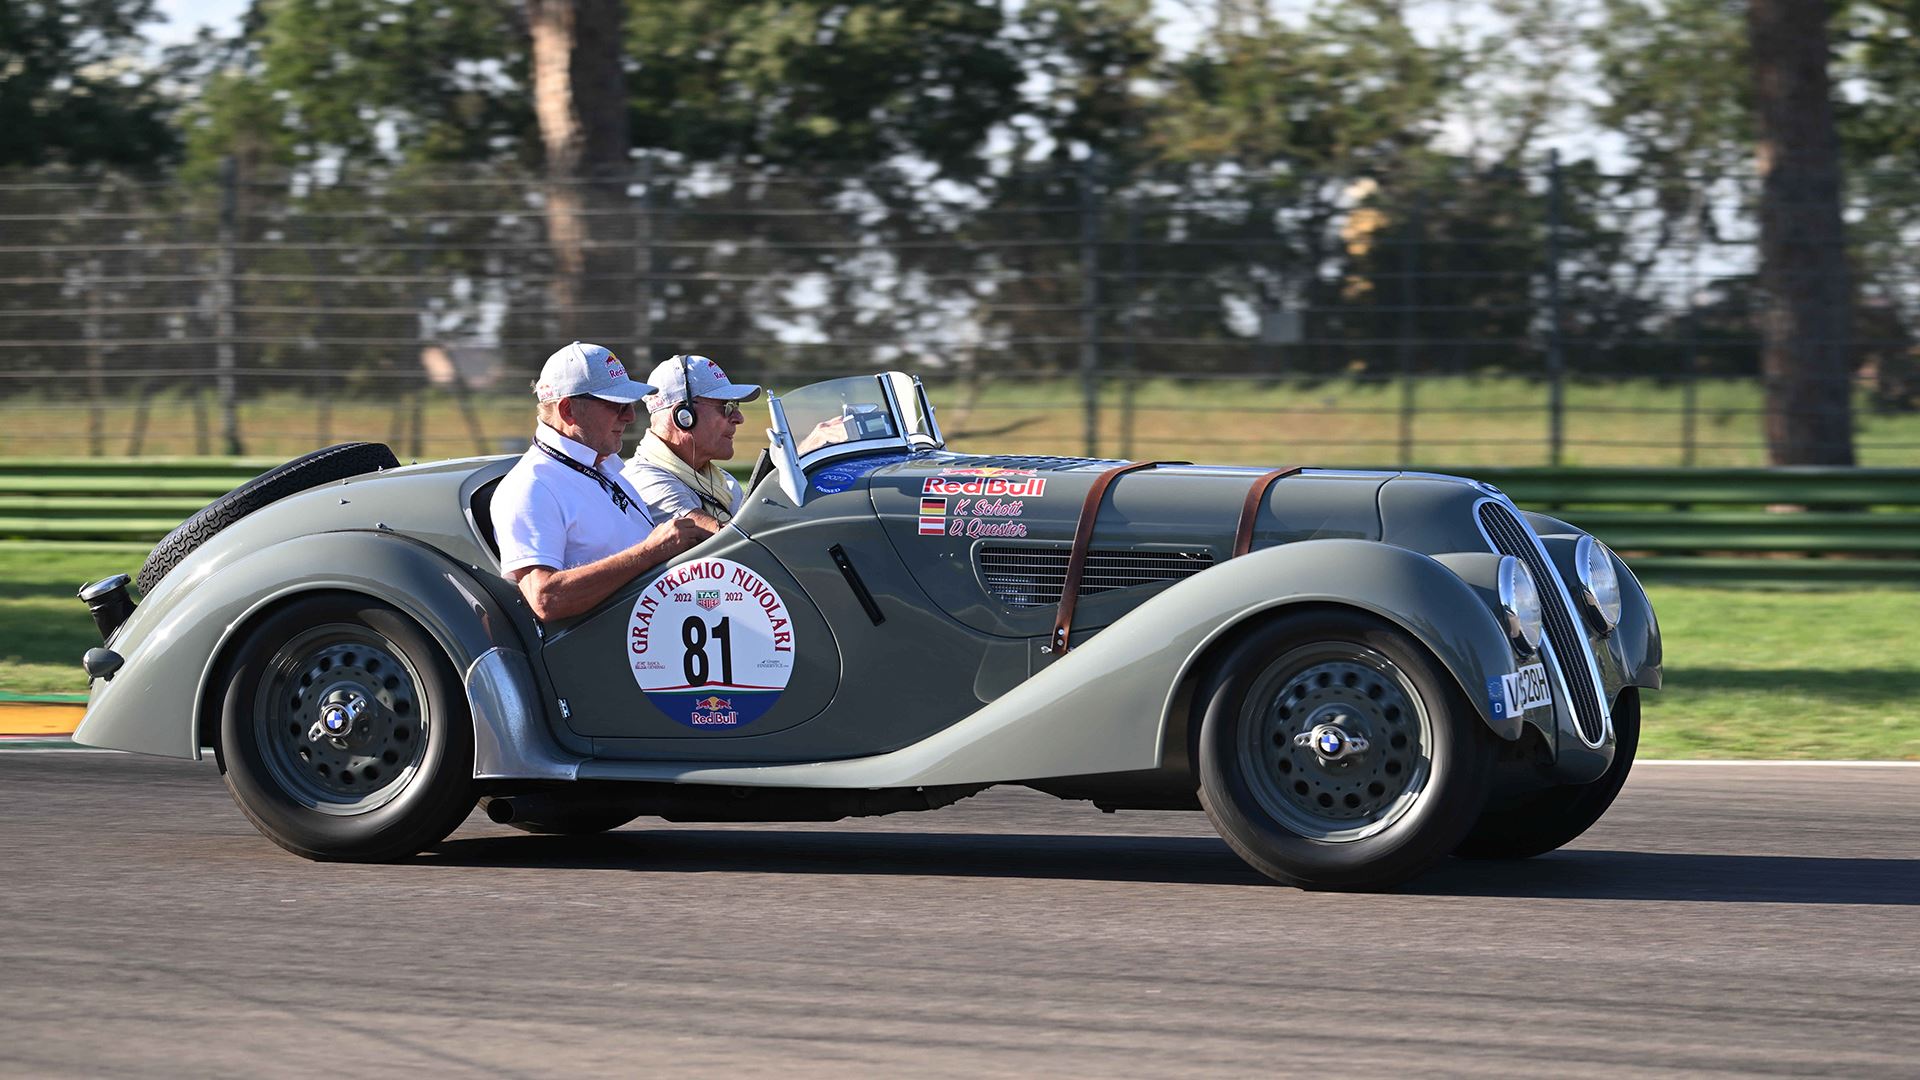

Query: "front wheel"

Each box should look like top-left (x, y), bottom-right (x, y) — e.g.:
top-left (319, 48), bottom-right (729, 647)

top-left (218, 592), bottom-right (475, 861)
top-left (1196, 611), bottom-right (1497, 890)
top-left (1454, 687), bottom-right (1641, 860)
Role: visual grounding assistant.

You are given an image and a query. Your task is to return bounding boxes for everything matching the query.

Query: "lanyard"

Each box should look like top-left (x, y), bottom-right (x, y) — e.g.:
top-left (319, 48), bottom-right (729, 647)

top-left (535, 441), bottom-right (636, 516)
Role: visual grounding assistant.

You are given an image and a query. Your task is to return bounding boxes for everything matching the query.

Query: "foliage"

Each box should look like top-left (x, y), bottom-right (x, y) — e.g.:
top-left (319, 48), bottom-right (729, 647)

top-left (0, 0), bottom-right (178, 168)
top-left (625, 1), bottom-right (1022, 174)
top-left (1150, 0), bottom-right (1456, 172)
top-left (174, 0), bottom-right (533, 178)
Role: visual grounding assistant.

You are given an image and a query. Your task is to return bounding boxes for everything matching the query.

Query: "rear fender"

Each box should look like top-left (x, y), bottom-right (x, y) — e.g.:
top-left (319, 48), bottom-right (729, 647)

top-left (74, 532), bottom-right (552, 770)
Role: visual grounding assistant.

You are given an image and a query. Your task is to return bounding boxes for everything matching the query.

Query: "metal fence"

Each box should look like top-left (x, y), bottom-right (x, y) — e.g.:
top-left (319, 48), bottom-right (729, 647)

top-left (3, 159), bottom-right (1917, 466)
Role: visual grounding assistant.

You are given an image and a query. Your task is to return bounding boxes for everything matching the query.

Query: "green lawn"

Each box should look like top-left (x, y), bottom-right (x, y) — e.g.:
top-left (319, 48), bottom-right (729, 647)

top-left (6, 543), bottom-right (1915, 758)
top-left (6, 375), bottom-right (1920, 467)
top-left (1639, 584), bottom-right (1920, 759)
top-left (0, 544), bottom-right (149, 696)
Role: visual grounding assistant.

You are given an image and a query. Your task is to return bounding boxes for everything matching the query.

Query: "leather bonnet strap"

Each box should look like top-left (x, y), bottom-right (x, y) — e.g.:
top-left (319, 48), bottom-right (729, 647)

top-left (1051, 461), bottom-right (1181, 654)
top-left (1232, 466), bottom-right (1303, 557)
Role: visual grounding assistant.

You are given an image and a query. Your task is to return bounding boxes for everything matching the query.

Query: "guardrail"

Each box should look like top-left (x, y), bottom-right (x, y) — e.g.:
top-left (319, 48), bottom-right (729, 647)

top-left (1, 458), bottom-right (1914, 588)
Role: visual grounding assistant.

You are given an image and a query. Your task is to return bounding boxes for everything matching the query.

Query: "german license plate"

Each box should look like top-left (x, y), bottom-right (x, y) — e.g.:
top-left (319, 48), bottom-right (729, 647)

top-left (1498, 663), bottom-right (1552, 717)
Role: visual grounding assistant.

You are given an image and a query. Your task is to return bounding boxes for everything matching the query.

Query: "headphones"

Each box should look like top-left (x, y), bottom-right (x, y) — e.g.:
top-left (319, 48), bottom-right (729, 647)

top-left (671, 353), bottom-right (698, 431)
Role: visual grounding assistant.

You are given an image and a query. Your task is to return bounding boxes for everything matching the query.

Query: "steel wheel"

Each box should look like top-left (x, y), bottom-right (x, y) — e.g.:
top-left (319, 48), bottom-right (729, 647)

top-left (253, 627), bottom-right (431, 814)
top-left (1197, 609), bottom-right (1497, 890)
top-left (219, 592), bottom-right (474, 862)
top-left (1237, 643), bottom-right (1434, 843)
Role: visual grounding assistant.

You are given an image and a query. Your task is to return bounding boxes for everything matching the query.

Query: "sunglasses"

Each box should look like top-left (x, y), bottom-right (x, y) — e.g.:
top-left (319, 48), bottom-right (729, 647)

top-left (701, 399), bottom-right (745, 422)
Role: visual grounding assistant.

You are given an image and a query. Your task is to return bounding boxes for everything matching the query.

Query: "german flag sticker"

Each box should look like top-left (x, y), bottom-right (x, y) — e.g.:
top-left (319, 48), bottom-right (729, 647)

top-left (918, 497), bottom-right (947, 535)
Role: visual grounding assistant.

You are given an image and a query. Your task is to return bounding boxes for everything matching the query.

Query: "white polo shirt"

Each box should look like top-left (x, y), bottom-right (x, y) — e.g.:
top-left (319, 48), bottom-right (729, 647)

top-left (492, 425), bottom-right (657, 574)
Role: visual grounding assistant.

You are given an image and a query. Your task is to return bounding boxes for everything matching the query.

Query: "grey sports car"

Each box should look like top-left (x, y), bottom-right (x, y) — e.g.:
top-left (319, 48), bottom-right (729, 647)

top-left (74, 371), bottom-right (1660, 890)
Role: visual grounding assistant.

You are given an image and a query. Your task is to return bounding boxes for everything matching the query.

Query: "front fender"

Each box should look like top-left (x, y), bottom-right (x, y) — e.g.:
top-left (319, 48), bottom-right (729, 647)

top-left (1148, 540), bottom-right (1535, 750)
top-left (74, 531), bottom-right (537, 762)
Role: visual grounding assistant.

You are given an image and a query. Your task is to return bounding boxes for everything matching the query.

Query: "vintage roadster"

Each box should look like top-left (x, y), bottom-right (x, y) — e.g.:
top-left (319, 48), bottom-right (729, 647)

top-left (74, 372), bottom-right (1660, 890)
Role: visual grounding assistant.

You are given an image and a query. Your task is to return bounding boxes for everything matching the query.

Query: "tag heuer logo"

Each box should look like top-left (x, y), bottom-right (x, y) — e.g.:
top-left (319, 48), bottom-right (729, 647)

top-left (695, 589), bottom-right (721, 611)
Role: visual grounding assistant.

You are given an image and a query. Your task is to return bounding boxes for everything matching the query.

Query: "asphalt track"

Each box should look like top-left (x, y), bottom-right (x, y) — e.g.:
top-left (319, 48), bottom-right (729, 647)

top-left (1, 755), bottom-right (1914, 1078)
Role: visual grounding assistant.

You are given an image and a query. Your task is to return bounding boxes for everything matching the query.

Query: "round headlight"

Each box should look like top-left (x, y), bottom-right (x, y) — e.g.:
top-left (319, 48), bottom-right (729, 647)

top-left (1496, 556), bottom-right (1544, 654)
top-left (1576, 535), bottom-right (1622, 633)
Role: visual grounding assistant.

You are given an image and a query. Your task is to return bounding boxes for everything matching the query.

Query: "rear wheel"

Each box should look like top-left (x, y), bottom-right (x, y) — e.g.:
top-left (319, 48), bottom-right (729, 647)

top-left (1454, 687), bottom-right (1640, 860)
top-left (218, 592), bottom-right (474, 861)
top-left (1196, 611), bottom-right (1497, 890)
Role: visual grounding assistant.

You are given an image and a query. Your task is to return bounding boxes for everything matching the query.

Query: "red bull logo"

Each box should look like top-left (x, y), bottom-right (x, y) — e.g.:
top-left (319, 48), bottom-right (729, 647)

top-left (923, 476), bottom-right (1047, 498)
top-left (606, 354), bottom-right (626, 378)
top-left (690, 695), bottom-right (739, 727)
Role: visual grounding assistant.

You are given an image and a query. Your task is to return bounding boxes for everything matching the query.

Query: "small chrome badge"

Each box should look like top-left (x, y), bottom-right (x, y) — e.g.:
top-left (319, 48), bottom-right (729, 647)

top-left (1294, 723), bottom-right (1371, 762)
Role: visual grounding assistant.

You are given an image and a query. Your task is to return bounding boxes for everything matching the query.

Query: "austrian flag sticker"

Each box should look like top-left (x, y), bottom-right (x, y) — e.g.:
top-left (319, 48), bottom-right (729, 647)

top-left (918, 497), bottom-right (947, 535)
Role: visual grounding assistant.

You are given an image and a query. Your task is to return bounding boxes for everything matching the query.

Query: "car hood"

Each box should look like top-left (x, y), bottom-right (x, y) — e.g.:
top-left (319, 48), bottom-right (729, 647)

top-left (859, 453), bottom-right (1387, 639)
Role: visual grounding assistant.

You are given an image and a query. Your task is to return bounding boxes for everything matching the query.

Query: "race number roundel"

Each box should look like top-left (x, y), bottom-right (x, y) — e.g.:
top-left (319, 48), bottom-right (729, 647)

top-left (627, 557), bottom-right (797, 729)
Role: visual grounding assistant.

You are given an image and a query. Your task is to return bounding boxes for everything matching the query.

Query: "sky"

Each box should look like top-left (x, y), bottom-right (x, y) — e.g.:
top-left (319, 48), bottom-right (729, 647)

top-left (152, 0), bottom-right (251, 45)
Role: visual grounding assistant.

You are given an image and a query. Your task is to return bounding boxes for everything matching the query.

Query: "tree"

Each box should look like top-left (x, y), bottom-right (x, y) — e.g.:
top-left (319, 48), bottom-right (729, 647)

top-left (178, 0), bottom-right (532, 175)
top-left (624, 0), bottom-right (1022, 173)
top-left (0, 0), bottom-right (177, 168)
top-left (1747, 0), bottom-right (1855, 464)
top-left (526, 0), bottom-right (628, 325)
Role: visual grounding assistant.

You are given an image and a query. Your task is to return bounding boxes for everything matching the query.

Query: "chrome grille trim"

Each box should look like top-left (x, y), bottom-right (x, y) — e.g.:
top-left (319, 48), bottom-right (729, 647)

top-left (1474, 498), bottom-right (1610, 746)
top-left (978, 544), bottom-right (1215, 607)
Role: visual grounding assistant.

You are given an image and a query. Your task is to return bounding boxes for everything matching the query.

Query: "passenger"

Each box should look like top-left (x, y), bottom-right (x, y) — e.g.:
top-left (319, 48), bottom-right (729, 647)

top-left (624, 354), bottom-right (761, 535)
top-left (491, 341), bottom-right (706, 621)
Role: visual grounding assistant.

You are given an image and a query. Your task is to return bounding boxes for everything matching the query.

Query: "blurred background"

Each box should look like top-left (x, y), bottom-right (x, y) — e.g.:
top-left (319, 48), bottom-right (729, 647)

top-left (5, 0), bottom-right (1918, 467)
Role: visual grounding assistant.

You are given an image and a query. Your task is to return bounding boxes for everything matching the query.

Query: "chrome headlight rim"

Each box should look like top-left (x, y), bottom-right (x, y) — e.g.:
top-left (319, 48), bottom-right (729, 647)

top-left (1575, 535), bottom-right (1623, 635)
top-left (1496, 555), bottom-right (1544, 655)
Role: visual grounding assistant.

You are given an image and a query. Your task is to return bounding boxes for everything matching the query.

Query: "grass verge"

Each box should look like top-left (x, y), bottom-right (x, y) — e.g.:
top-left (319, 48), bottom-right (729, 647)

top-left (5, 544), bottom-right (1913, 758)
top-left (6, 375), bottom-right (1919, 467)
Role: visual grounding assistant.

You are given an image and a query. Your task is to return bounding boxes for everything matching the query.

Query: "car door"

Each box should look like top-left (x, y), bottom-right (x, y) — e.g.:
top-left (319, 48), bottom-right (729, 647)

top-left (535, 528), bottom-right (841, 749)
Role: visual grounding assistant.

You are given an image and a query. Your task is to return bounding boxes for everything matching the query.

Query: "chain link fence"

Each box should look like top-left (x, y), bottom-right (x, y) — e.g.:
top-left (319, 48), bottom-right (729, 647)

top-left (3, 160), bottom-right (1917, 465)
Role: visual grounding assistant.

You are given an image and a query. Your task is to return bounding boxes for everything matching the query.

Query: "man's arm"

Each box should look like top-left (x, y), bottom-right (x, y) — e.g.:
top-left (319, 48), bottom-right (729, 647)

top-left (681, 508), bottom-right (725, 535)
top-left (509, 516), bottom-right (707, 621)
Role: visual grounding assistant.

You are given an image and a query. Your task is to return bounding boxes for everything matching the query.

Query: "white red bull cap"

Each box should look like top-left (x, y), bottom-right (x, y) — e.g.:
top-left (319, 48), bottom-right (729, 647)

top-left (534, 341), bottom-right (654, 403)
top-left (644, 354), bottom-right (763, 414)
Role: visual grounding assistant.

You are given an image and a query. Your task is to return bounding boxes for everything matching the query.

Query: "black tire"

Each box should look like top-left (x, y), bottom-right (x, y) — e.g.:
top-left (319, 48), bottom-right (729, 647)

top-left (218, 592), bottom-right (474, 862)
top-left (136, 442), bottom-right (400, 595)
top-left (1453, 687), bottom-right (1641, 860)
top-left (478, 795), bottom-right (643, 836)
top-left (1196, 610), bottom-right (1498, 891)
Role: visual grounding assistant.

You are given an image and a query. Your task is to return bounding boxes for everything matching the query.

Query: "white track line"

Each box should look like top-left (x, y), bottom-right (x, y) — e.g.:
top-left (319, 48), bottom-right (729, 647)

top-left (1639, 759), bottom-right (1920, 768)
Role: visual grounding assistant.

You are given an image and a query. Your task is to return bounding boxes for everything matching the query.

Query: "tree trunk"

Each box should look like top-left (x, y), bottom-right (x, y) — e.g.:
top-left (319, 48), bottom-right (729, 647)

top-left (527, 0), bottom-right (630, 330)
top-left (1746, 0), bottom-right (1855, 465)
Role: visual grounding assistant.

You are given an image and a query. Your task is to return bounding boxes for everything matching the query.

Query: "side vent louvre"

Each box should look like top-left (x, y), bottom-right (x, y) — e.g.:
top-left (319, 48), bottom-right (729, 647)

top-left (977, 544), bottom-right (1215, 608)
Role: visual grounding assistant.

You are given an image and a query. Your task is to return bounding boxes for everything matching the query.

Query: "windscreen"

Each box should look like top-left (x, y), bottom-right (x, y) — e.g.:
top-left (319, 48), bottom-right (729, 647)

top-left (779, 375), bottom-right (899, 455)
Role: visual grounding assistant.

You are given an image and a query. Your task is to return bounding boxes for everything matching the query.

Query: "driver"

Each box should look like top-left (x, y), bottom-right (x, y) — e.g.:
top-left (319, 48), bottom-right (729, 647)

top-left (491, 341), bottom-right (706, 621)
top-left (624, 354), bottom-right (762, 534)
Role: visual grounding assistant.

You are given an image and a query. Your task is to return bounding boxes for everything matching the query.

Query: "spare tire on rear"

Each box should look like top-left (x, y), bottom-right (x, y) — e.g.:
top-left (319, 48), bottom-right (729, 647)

top-left (135, 442), bottom-right (401, 595)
